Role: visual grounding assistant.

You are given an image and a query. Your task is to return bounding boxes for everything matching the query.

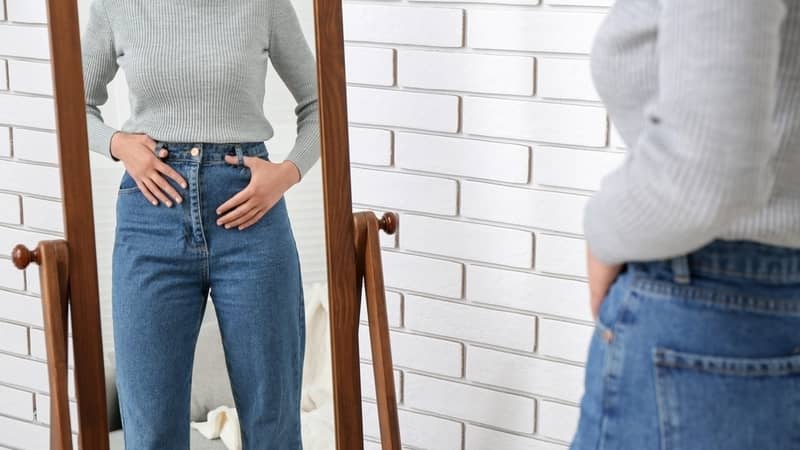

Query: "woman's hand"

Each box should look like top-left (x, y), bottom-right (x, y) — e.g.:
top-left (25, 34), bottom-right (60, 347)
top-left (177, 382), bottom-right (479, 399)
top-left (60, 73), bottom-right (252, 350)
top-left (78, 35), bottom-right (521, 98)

top-left (215, 156), bottom-right (300, 230)
top-left (587, 244), bottom-right (623, 321)
top-left (111, 132), bottom-right (187, 207)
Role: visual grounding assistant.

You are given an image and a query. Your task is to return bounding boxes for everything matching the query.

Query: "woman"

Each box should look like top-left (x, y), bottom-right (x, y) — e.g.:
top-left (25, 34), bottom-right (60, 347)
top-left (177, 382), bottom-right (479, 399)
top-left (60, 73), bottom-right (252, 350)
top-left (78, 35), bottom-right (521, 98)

top-left (81, 0), bottom-right (319, 448)
top-left (573, 1), bottom-right (800, 449)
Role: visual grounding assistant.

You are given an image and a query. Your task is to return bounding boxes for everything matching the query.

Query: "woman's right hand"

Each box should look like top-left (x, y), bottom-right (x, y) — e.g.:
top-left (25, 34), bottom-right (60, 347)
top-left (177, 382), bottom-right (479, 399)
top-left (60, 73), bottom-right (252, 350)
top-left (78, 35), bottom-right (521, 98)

top-left (110, 132), bottom-right (188, 207)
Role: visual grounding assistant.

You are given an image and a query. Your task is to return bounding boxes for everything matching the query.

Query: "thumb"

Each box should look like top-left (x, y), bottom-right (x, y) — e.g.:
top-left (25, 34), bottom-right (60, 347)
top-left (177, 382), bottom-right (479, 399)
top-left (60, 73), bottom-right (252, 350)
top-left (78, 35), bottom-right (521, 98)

top-left (157, 148), bottom-right (168, 158)
top-left (224, 154), bottom-right (238, 165)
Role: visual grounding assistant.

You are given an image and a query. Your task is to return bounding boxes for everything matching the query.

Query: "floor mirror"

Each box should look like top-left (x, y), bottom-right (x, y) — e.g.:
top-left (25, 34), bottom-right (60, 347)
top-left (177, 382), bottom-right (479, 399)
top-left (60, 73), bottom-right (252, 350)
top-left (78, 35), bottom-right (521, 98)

top-left (9, 0), bottom-right (399, 448)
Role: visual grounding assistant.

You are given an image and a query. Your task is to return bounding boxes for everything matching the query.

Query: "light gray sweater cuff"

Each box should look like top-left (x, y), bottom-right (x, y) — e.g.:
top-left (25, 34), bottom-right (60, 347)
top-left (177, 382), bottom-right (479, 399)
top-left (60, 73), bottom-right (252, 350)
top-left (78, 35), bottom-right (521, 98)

top-left (87, 115), bottom-right (120, 162)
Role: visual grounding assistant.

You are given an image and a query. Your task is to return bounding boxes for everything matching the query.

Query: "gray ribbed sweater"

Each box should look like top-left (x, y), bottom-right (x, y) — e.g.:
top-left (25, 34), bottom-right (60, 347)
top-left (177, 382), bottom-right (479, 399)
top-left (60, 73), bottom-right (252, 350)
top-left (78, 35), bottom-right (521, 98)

top-left (585, 0), bottom-right (800, 264)
top-left (81, 0), bottom-right (320, 180)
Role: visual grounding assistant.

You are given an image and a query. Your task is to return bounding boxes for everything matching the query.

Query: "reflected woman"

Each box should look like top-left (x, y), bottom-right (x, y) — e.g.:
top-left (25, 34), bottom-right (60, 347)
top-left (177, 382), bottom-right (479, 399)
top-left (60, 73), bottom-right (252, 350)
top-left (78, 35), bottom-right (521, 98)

top-left (573, 1), bottom-right (799, 450)
top-left (81, 0), bottom-right (320, 448)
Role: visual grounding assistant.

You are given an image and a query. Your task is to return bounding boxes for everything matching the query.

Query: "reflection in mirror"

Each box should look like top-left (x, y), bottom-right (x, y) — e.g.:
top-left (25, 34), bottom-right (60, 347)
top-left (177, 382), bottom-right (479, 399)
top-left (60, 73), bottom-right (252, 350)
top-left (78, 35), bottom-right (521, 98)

top-left (77, 0), bottom-right (332, 448)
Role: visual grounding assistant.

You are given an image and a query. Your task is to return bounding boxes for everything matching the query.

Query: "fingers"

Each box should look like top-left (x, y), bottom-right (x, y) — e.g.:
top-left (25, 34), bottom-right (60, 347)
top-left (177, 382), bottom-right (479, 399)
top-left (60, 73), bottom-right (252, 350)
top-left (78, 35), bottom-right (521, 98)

top-left (136, 179), bottom-right (160, 206)
top-left (216, 187), bottom-right (252, 216)
top-left (225, 206), bottom-right (262, 229)
top-left (150, 173), bottom-right (183, 205)
top-left (142, 177), bottom-right (173, 207)
top-left (217, 199), bottom-right (256, 227)
top-left (238, 208), bottom-right (267, 230)
top-left (156, 160), bottom-right (188, 190)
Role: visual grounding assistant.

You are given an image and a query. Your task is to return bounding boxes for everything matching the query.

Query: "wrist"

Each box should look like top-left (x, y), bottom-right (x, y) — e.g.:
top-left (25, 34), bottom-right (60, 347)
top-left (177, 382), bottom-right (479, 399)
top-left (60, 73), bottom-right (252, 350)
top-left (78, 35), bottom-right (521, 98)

top-left (279, 160), bottom-right (301, 187)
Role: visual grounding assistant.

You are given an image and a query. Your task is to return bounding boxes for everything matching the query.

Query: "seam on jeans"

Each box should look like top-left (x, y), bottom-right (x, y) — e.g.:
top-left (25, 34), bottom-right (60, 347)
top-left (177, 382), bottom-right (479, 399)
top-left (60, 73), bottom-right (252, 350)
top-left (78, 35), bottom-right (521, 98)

top-left (629, 276), bottom-right (800, 315)
top-left (598, 283), bottom-right (634, 450)
top-left (653, 348), bottom-right (676, 450)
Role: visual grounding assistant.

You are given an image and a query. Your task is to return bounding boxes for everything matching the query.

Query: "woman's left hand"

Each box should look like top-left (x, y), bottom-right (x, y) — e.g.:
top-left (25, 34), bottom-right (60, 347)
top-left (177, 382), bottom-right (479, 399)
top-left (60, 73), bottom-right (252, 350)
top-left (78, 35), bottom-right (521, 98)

top-left (215, 156), bottom-right (300, 230)
top-left (587, 245), bottom-right (623, 321)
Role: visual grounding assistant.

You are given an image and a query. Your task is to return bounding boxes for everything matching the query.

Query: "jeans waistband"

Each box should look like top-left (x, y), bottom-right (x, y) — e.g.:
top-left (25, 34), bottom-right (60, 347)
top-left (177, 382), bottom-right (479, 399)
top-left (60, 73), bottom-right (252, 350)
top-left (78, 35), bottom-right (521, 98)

top-left (153, 141), bottom-right (268, 163)
top-left (628, 240), bottom-right (800, 285)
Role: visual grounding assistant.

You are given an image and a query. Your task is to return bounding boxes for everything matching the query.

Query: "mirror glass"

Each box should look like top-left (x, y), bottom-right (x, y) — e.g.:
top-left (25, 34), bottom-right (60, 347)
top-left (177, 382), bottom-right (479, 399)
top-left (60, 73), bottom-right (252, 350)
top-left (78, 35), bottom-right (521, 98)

top-left (77, 0), bottom-right (333, 448)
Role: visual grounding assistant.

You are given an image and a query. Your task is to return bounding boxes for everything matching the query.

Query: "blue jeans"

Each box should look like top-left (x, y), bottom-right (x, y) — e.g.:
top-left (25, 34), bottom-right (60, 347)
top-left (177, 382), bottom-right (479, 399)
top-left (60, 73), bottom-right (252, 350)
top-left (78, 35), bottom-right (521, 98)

top-left (111, 141), bottom-right (305, 450)
top-left (570, 240), bottom-right (800, 450)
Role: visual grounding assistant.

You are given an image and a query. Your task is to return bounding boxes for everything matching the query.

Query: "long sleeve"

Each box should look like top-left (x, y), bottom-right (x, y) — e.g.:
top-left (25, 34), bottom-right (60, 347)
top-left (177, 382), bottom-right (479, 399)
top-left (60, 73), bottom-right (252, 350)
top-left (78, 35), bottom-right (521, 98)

top-left (268, 0), bottom-right (321, 181)
top-left (81, 0), bottom-right (121, 162)
top-left (584, 0), bottom-right (788, 264)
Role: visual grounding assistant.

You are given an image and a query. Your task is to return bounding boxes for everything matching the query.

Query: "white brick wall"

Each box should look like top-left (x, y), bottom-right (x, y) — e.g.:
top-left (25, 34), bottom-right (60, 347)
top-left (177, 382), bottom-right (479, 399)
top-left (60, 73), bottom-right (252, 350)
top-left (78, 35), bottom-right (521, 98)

top-left (344, 0), bottom-right (621, 447)
top-left (0, 3), bottom-right (81, 448)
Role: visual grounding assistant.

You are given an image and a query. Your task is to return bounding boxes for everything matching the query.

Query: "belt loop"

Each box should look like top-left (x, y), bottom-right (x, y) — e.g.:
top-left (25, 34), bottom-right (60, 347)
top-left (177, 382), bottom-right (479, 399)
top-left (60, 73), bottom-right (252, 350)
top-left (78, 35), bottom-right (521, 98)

top-left (671, 255), bottom-right (691, 284)
top-left (234, 144), bottom-right (244, 167)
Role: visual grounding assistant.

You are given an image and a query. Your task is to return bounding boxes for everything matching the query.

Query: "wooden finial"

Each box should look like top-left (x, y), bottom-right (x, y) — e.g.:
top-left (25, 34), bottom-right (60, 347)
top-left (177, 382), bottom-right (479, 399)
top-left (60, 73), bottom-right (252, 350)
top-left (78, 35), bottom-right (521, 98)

top-left (378, 212), bottom-right (398, 235)
top-left (12, 244), bottom-right (40, 269)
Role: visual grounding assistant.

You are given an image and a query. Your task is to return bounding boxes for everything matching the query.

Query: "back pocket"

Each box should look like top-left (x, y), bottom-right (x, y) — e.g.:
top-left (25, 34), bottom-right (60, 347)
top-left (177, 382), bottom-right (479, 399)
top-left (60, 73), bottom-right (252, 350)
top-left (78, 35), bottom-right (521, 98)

top-left (653, 347), bottom-right (800, 450)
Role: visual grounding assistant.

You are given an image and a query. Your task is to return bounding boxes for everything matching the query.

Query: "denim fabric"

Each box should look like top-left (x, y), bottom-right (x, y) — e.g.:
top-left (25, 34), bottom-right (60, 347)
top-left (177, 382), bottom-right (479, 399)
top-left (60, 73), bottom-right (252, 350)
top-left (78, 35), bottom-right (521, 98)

top-left (112, 141), bottom-right (305, 450)
top-left (570, 240), bottom-right (800, 450)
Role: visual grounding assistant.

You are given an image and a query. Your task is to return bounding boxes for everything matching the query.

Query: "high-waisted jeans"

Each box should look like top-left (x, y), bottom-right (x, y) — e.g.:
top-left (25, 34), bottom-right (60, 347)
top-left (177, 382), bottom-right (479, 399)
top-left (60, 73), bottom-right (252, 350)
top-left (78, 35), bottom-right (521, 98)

top-left (111, 141), bottom-right (305, 450)
top-left (570, 239), bottom-right (800, 450)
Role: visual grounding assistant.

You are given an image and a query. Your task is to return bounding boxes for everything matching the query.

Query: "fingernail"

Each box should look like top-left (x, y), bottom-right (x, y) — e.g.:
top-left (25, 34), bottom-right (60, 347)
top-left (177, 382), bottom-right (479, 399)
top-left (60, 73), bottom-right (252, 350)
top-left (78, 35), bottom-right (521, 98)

top-left (151, 200), bottom-right (157, 206)
top-left (166, 201), bottom-right (172, 207)
top-left (225, 224), bottom-right (230, 229)
top-left (182, 183), bottom-right (187, 188)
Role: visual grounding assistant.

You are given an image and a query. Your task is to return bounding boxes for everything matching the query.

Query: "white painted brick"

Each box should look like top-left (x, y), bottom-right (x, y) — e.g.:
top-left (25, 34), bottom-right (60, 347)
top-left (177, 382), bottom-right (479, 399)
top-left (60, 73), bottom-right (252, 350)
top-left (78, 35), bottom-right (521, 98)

top-left (467, 346), bottom-right (584, 402)
top-left (344, 4), bottom-right (463, 47)
top-left (348, 86), bottom-right (459, 133)
top-left (7, 60), bottom-right (51, 95)
top-left (0, 321), bottom-right (28, 355)
top-left (395, 132), bottom-right (529, 183)
top-left (0, 160), bottom-right (61, 198)
top-left (538, 401), bottom-right (580, 443)
top-left (21, 196), bottom-right (63, 233)
top-left (463, 96), bottom-right (607, 147)
top-left (345, 46), bottom-right (395, 86)
top-left (0, 289), bottom-right (43, 327)
top-left (381, 251), bottom-right (463, 298)
top-left (349, 127), bottom-right (392, 166)
top-left (398, 50), bottom-right (534, 96)
top-left (405, 373), bottom-right (535, 433)
top-left (30, 328), bottom-right (74, 367)
top-left (0, 59), bottom-right (7, 90)
top-left (0, 385), bottom-right (33, 420)
top-left (0, 126), bottom-right (10, 156)
top-left (0, 256), bottom-right (25, 291)
top-left (360, 363), bottom-right (402, 402)
top-left (6, 0), bottom-right (47, 23)
top-left (351, 168), bottom-right (457, 215)
top-left (400, 215), bottom-right (533, 268)
top-left (12, 128), bottom-right (59, 164)
top-left (538, 319), bottom-right (593, 363)
top-left (360, 289), bottom-right (403, 328)
top-left (537, 58), bottom-right (599, 101)
top-left (466, 425), bottom-right (568, 450)
top-left (35, 395), bottom-right (79, 433)
top-left (534, 146), bottom-right (624, 192)
top-left (0, 226), bottom-right (60, 259)
top-left (26, 264), bottom-right (41, 294)
top-left (0, 93), bottom-right (55, 130)
top-left (0, 415), bottom-right (48, 449)
top-left (0, 353), bottom-right (75, 398)
top-left (0, 25), bottom-right (49, 59)
top-left (0, 193), bottom-right (21, 224)
top-left (468, 10), bottom-right (605, 54)
top-left (0, 1), bottom-right (5, 21)
top-left (467, 265), bottom-right (591, 321)
top-left (363, 402), bottom-right (463, 450)
top-left (461, 181), bottom-right (587, 235)
top-left (405, 295), bottom-right (535, 351)
top-left (359, 325), bottom-right (463, 376)
top-left (536, 235), bottom-right (587, 277)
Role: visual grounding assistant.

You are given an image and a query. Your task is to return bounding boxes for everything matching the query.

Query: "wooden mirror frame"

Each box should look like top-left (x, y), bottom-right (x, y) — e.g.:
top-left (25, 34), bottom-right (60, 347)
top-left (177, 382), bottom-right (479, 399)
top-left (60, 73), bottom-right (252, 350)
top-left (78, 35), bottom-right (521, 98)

top-left (39, 0), bottom-right (373, 448)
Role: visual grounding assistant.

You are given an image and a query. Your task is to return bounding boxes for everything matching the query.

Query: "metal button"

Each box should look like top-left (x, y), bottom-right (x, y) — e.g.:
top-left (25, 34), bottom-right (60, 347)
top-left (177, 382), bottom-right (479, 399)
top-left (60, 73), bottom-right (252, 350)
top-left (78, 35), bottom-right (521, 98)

top-left (190, 147), bottom-right (200, 156)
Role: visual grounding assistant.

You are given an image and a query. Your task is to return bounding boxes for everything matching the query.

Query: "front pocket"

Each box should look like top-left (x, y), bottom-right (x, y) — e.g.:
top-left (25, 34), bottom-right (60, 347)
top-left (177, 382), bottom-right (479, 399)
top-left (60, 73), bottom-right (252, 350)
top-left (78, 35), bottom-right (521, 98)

top-left (653, 347), bottom-right (800, 450)
top-left (118, 171), bottom-right (140, 194)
